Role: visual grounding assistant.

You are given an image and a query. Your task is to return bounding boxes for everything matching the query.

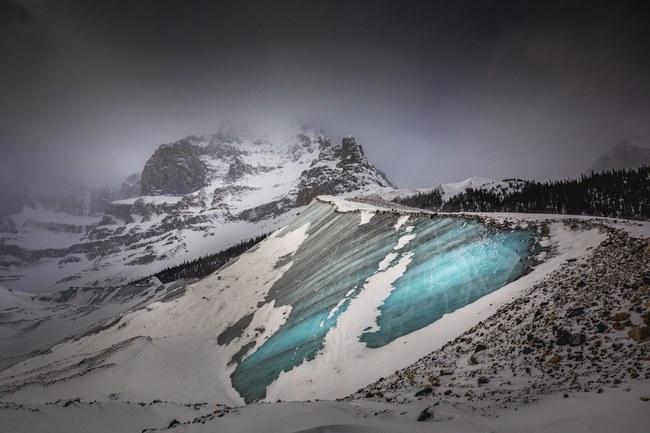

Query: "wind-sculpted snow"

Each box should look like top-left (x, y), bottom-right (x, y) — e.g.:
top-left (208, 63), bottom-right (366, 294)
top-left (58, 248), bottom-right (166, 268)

top-left (230, 201), bottom-right (535, 402)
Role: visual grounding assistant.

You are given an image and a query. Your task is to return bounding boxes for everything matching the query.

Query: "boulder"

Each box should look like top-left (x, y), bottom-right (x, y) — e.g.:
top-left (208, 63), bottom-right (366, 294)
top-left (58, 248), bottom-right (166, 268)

top-left (628, 326), bottom-right (649, 342)
top-left (416, 407), bottom-right (433, 422)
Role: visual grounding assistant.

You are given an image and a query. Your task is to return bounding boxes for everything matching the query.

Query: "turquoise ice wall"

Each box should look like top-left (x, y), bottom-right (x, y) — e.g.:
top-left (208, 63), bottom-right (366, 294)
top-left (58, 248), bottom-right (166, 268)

top-left (228, 201), bottom-right (535, 402)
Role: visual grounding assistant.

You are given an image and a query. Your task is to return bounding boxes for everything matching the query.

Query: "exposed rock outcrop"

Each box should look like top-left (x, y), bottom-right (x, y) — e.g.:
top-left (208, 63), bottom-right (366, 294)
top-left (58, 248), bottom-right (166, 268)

top-left (140, 139), bottom-right (208, 195)
top-left (1, 127), bottom-right (393, 291)
top-left (295, 136), bottom-right (392, 206)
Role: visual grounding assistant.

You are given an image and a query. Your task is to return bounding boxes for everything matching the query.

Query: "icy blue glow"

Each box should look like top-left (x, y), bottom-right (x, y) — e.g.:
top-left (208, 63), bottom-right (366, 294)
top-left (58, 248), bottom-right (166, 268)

top-left (230, 202), bottom-right (535, 402)
top-left (360, 219), bottom-right (532, 347)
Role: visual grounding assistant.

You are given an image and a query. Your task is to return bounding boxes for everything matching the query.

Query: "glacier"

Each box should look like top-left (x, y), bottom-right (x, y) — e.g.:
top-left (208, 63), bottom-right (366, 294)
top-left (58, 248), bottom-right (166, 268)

top-left (230, 200), bottom-right (535, 402)
top-left (0, 198), bottom-right (538, 405)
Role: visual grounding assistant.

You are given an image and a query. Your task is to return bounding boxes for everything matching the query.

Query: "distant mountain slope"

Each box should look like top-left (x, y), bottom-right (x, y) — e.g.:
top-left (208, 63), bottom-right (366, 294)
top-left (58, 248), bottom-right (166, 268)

top-left (396, 168), bottom-right (650, 220)
top-left (0, 233), bottom-right (268, 370)
top-left (590, 137), bottom-right (650, 172)
top-left (0, 128), bottom-right (392, 292)
top-left (0, 279), bottom-right (187, 370)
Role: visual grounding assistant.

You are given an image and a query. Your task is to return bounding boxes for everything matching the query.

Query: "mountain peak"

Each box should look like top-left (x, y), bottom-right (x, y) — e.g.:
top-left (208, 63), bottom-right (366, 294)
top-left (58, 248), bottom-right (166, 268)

top-left (0, 127), bottom-right (393, 292)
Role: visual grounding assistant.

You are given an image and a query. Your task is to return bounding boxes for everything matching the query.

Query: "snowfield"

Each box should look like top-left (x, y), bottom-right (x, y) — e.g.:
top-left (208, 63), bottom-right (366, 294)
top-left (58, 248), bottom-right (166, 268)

top-left (1, 196), bottom-right (649, 432)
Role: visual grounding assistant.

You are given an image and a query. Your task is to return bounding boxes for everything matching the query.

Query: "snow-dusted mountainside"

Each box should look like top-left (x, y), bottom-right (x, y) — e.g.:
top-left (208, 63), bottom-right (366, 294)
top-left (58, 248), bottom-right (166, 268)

top-left (0, 197), bottom-right (648, 432)
top-left (382, 176), bottom-right (526, 203)
top-left (0, 278), bottom-right (193, 370)
top-left (2, 196), bottom-right (631, 406)
top-left (437, 177), bottom-right (524, 200)
top-left (0, 128), bottom-right (392, 293)
top-left (0, 197), bottom-right (537, 404)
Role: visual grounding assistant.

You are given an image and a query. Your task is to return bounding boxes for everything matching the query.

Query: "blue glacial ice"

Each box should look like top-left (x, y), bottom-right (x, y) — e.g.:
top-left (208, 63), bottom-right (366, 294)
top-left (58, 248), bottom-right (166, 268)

top-left (229, 201), bottom-right (536, 402)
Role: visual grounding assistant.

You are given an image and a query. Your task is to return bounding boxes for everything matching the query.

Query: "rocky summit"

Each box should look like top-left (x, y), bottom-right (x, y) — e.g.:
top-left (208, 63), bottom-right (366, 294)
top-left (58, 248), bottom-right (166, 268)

top-left (0, 127), bottom-right (392, 292)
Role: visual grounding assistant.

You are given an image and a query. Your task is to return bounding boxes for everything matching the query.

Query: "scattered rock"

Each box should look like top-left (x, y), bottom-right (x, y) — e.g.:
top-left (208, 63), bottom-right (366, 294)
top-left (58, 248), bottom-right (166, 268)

top-left (428, 375), bottom-right (441, 387)
top-left (628, 326), bottom-right (650, 342)
top-left (555, 329), bottom-right (586, 346)
top-left (474, 344), bottom-right (488, 353)
top-left (567, 306), bottom-right (585, 317)
top-left (547, 354), bottom-right (562, 364)
top-left (63, 398), bottom-right (80, 408)
top-left (642, 311), bottom-right (650, 326)
top-left (612, 312), bottom-right (631, 322)
top-left (416, 407), bottom-right (433, 422)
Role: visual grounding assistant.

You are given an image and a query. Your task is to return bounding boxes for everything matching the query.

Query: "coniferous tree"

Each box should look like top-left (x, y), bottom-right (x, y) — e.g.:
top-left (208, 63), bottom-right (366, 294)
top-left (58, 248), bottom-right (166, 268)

top-left (395, 167), bottom-right (650, 220)
top-left (135, 233), bottom-right (269, 284)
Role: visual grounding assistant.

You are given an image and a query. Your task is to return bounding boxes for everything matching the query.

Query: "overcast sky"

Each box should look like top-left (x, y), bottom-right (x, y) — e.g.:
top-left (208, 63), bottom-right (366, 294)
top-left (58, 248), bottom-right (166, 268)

top-left (1, 0), bottom-right (649, 188)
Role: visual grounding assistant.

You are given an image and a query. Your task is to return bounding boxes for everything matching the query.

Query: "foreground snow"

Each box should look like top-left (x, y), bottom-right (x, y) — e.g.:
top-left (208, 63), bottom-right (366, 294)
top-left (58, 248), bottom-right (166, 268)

top-left (1, 380), bottom-right (648, 433)
top-left (0, 198), bottom-right (623, 403)
top-left (1, 196), bottom-right (648, 432)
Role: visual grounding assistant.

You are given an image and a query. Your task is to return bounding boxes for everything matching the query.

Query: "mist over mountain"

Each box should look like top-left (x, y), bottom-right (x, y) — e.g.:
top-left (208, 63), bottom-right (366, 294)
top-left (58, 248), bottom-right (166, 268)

top-left (590, 136), bottom-right (650, 172)
top-left (1, 0), bottom-right (649, 189)
top-left (1, 2), bottom-right (649, 432)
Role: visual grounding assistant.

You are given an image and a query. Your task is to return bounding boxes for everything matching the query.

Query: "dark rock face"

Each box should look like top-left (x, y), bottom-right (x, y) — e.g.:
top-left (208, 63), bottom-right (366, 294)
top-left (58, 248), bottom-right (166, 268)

top-left (119, 173), bottom-right (142, 199)
top-left (104, 203), bottom-right (136, 224)
top-left (554, 328), bottom-right (586, 346)
top-left (294, 136), bottom-right (392, 206)
top-left (225, 158), bottom-right (255, 182)
top-left (474, 343), bottom-right (488, 353)
top-left (237, 199), bottom-right (293, 222)
top-left (140, 139), bottom-right (208, 195)
top-left (294, 172), bottom-right (337, 206)
top-left (416, 407), bottom-right (433, 421)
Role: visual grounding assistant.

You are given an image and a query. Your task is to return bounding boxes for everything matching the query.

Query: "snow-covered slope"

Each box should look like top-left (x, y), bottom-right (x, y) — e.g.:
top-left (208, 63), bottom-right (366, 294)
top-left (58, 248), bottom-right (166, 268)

top-left (380, 176), bottom-right (526, 203)
top-left (0, 128), bottom-right (392, 293)
top-left (0, 197), bottom-right (648, 432)
top-left (0, 278), bottom-right (195, 370)
top-left (2, 382), bottom-right (649, 433)
top-left (1, 197), bottom-right (608, 406)
top-left (438, 176), bottom-right (521, 200)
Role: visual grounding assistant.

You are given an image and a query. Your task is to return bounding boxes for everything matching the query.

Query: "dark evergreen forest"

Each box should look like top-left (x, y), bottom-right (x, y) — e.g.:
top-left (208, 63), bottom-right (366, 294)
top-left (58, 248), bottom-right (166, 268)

top-left (396, 167), bottom-right (650, 220)
top-left (138, 233), bottom-right (269, 283)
